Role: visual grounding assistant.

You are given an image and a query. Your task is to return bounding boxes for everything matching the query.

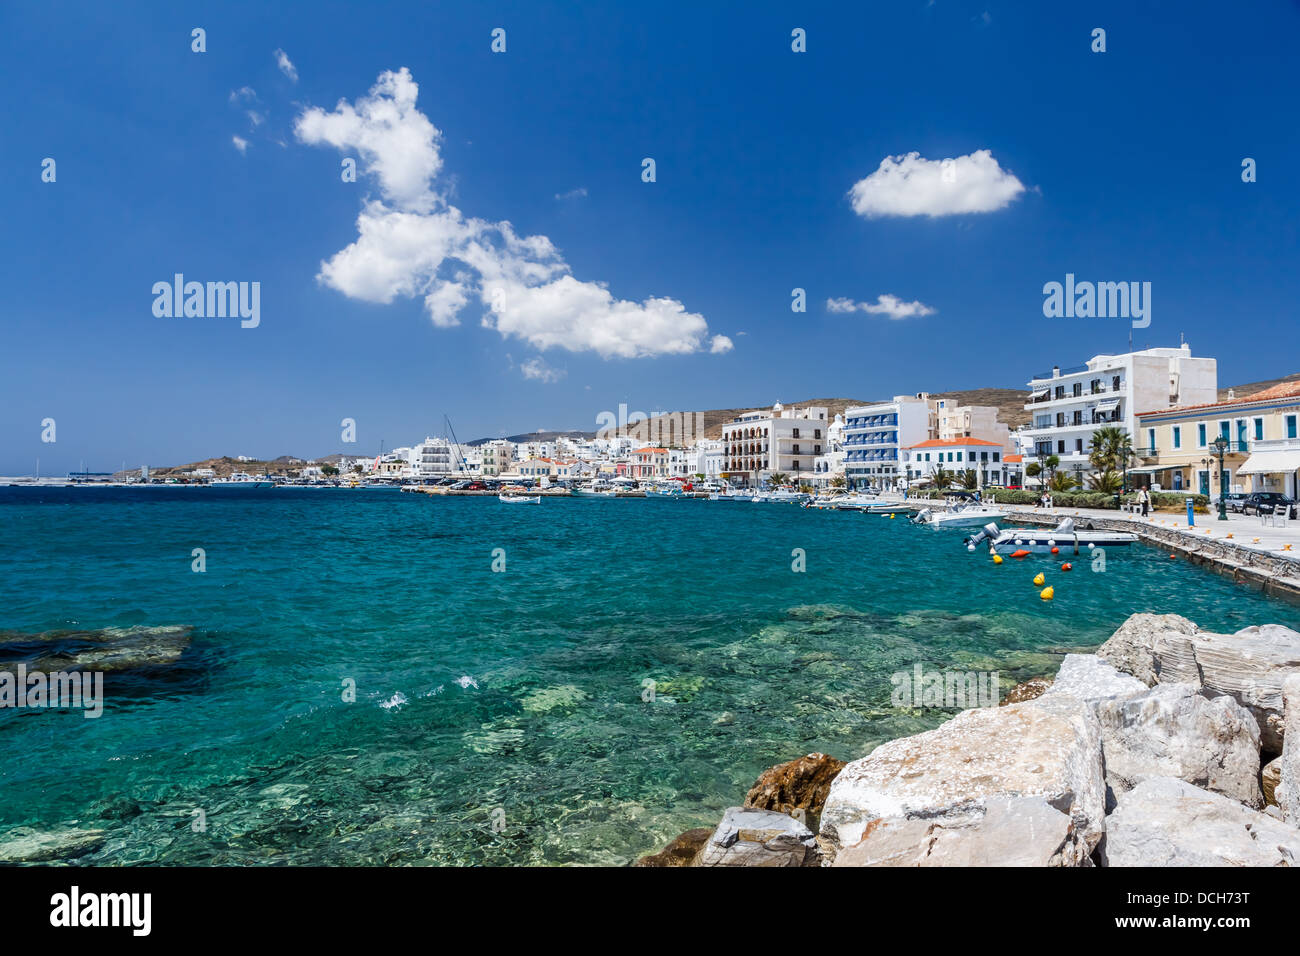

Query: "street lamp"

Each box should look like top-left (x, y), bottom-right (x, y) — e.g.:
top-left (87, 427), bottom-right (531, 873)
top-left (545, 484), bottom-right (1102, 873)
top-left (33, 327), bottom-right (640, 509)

top-left (1211, 435), bottom-right (1229, 521)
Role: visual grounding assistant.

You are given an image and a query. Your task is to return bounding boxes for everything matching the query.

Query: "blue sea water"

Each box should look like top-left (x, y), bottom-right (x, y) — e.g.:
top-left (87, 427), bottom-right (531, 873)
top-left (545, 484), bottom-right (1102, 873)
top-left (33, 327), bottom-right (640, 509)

top-left (1, 487), bottom-right (1296, 865)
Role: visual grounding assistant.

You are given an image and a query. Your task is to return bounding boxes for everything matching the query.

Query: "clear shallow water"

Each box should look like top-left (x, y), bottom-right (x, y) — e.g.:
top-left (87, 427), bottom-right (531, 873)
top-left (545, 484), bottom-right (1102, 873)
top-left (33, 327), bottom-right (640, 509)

top-left (1, 487), bottom-right (1296, 865)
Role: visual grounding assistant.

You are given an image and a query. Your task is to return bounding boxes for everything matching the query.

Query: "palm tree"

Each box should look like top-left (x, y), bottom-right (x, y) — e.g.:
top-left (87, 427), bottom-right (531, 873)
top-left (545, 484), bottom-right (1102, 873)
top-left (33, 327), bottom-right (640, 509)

top-left (1048, 471), bottom-right (1080, 492)
top-left (1088, 426), bottom-right (1126, 472)
top-left (829, 475), bottom-right (846, 490)
top-left (931, 465), bottom-right (953, 491)
top-left (768, 472), bottom-right (789, 488)
top-left (959, 469), bottom-right (978, 490)
top-left (1087, 469), bottom-right (1124, 494)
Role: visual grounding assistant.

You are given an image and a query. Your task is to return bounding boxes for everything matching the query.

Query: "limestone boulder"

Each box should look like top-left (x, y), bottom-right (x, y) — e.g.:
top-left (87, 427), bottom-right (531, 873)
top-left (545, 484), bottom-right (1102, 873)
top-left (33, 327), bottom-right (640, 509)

top-left (1095, 682), bottom-right (1262, 807)
top-left (1042, 654), bottom-right (1146, 707)
top-left (1098, 615), bottom-right (1300, 752)
top-left (1096, 613), bottom-right (1199, 685)
top-left (1101, 777), bottom-right (1300, 866)
top-left (1262, 756), bottom-right (1282, 807)
top-left (832, 795), bottom-right (1087, 867)
top-left (1277, 674), bottom-right (1300, 823)
top-left (0, 826), bottom-right (106, 863)
top-left (693, 807), bottom-right (819, 867)
top-left (819, 693), bottom-right (1105, 865)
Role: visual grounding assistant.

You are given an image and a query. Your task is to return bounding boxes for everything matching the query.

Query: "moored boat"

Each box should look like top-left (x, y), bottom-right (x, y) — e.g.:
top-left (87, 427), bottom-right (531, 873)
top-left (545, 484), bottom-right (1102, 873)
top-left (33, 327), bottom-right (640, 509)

top-left (965, 517), bottom-right (1138, 554)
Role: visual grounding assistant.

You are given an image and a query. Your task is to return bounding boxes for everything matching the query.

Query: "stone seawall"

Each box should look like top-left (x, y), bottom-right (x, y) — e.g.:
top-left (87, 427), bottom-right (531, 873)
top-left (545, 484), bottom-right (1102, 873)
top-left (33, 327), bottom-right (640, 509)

top-left (1004, 509), bottom-right (1300, 602)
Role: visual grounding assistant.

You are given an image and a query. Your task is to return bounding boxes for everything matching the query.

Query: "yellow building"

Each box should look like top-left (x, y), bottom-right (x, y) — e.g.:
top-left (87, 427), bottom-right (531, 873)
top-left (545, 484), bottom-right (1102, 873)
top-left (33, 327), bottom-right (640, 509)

top-left (1133, 381), bottom-right (1300, 498)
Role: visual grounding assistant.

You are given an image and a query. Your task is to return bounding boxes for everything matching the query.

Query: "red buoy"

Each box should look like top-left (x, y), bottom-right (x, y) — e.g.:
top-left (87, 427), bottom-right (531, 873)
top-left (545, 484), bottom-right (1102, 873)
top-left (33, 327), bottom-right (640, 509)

top-left (1061, 563), bottom-right (1072, 571)
top-left (1011, 549), bottom-right (1030, 559)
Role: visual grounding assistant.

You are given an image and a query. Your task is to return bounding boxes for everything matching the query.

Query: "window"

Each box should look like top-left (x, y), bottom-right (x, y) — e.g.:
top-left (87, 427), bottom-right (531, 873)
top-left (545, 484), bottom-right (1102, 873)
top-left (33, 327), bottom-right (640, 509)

top-left (1112, 375), bottom-right (1121, 390)
top-left (792, 428), bottom-right (800, 439)
top-left (956, 452), bottom-right (963, 462)
top-left (992, 452), bottom-right (1000, 462)
top-left (1055, 386), bottom-right (1065, 400)
top-left (1147, 428), bottom-right (1156, 450)
top-left (1255, 418), bottom-right (1264, 441)
top-left (1197, 423), bottom-right (1206, 447)
top-left (1075, 438), bottom-right (1084, 453)
top-left (1057, 440), bottom-right (1066, 453)
top-left (1072, 383), bottom-right (1082, 397)
top-left (1172, 426), bottom-right (1181, 449)
top-left (980, 452), bottom-right (988, 461)
top-left (1289, 415), bottom-right (1298, 439)
top-left (1219, 421), bottom-right (1230, 440)
top-left (814, 429), bottom-right (821, 439)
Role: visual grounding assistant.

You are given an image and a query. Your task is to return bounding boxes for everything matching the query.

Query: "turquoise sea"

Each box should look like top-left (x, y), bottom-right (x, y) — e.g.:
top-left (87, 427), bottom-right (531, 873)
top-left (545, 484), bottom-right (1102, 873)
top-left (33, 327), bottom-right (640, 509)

top-left (2, 487), bottom-right (1297, 865)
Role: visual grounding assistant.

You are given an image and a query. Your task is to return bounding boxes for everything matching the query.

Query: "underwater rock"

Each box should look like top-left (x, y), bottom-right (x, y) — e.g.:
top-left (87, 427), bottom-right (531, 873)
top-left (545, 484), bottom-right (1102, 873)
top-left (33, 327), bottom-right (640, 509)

top-left (0, 825), bottom-right (106, 863)
top-left (0, 625), bottom-right (192, 674)
top-left (633, 827), bottom-right (713, 867)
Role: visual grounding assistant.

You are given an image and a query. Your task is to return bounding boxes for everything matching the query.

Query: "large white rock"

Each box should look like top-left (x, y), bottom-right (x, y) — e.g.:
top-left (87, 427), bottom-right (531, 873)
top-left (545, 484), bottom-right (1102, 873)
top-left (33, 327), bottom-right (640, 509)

top-left (819, 694), bottom-right (1105, 865)
top-left (832, 795), bottom-right (1086, 867)
top-left (1101, 777), bottom-right (1300, 866)
top-left (1096, 613), bottom-right (1199, 685)
top-left (1095, 682), bottom-right (1262, 807)
top-left (1043, 654), bottom-right (1146, 706)
top-left (1277, 674), bottom-right (1300, 824)
top-left (694, 807), bottom-right (818, 867)
top-left (1098, 614), bottom-right (1300, 752)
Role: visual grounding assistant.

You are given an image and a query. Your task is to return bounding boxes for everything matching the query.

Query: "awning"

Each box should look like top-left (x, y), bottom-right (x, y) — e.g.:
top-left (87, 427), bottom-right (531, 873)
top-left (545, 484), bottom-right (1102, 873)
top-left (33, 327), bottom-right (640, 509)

top-left (1030, 388), bottom-right (1048, 401)
top-left (1095, 400), bottom-right (1119, 414)
top-left (1127, 465), bottom-right (1180, 474)
top-left (1238, 450), bottom-right (1300, 475)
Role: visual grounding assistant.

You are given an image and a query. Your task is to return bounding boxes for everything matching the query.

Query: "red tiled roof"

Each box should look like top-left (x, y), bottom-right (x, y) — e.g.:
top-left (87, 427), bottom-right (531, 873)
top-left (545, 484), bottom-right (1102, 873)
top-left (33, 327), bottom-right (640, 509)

top-left (1005, 454), bottom-right (1024, 463)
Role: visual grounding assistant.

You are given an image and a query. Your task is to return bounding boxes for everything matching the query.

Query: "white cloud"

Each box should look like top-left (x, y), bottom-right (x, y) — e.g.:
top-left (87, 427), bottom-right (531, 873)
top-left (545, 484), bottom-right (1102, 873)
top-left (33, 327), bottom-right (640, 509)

top-left (709, 334), bottom-right (734, 353)
top-left (848, 150), bottom-right (1025, 218)
top-left (827, 294), bottom-right (936, 319)
top-left (520, 357), bottom-right (566, 383)
top-left (229, 86), bottom-right (258, 105)
top-left (274, 49), bottom-right (298, 83)
top-left (295, 68), bottom-right (717, 359)
top-left (232, 135), bottom-right (249, 154)
top-left (555, 187), bottom-right (588, 201)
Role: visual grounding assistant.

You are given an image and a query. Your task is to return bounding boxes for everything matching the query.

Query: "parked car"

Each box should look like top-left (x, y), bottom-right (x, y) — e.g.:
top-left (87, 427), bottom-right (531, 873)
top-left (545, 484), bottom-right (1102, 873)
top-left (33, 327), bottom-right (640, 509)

top-left (1241, 492), bottom-right (1296, 517)
top-left (1218, 492), bottom-right (1249, 513)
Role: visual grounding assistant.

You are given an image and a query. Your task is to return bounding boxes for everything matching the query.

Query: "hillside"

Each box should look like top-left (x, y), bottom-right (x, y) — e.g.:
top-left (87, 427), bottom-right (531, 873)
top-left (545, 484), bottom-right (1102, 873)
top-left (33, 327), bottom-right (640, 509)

top-left (133, 373), bottom-right (1300, 476)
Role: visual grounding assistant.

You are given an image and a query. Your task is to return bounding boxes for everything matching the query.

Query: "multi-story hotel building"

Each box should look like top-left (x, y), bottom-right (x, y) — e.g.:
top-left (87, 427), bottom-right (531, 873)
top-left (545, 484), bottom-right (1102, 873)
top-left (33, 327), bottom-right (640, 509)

top-left (843, 394), bottom-right (937, 489)
top-left (480, 440), bottom-right (515, 477)
top-left (1022, 345), bottom-right (1217, 483)
top-left (1133, 380), bottom-right (1300, 498)
top-left (721, 403), bottom-right (829, 487)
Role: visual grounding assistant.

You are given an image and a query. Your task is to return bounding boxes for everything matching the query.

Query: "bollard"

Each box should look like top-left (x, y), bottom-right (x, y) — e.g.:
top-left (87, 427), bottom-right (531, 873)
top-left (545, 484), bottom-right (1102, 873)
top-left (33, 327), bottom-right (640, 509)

top-left (1186, 497), bottom-right (1195, 527)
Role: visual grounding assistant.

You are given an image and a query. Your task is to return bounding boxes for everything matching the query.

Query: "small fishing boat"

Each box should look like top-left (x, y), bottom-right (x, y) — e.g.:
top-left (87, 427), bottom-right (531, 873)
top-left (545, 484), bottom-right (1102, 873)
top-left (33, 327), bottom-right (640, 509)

top-left (822, 493), bottom-right (879, 510)
top-left (965, 517), bottom-right (1137, 554)
top-left (499, 493), bottom-right (540, 504)
top-left (754, 489), bottom-right (811, 504)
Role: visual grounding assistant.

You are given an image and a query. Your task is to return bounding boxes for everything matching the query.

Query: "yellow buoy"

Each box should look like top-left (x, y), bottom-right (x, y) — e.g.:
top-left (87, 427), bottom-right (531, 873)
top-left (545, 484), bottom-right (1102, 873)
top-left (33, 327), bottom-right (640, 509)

top-left (1040, 586), bottom-right (1054, 600)
top-left (1033, 572), bottom-right (1045, 586)
top-left (992, 554), bottom-right (1003, 564)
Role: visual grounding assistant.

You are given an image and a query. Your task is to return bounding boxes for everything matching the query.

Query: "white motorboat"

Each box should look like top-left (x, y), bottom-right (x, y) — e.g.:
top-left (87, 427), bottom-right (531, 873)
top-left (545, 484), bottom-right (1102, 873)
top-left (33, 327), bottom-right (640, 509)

top-left (821, 493), bottom-right (879, 510)
top-left (912, 503), bottom-right (1009, 529)
top-left (754, 489), bottom-right (811, 504)
top-left (209, 472), bottom-right (274, 489)
top-left (965, 517), bottom-right (1138, 554)
top-left (499, 493), bottom-right (540, 504)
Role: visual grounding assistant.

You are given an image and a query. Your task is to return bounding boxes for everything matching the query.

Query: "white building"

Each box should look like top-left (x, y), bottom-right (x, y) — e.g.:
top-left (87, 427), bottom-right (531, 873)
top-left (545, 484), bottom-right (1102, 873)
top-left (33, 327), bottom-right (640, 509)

top-left (721, 403), bottom-right (830, 487)
top-left (905, 438), bottom-right (1012, 488)
top-left (1023, 344), bottom-right (1217, 482)
top-left (843, 394), bottom-right (937, 489)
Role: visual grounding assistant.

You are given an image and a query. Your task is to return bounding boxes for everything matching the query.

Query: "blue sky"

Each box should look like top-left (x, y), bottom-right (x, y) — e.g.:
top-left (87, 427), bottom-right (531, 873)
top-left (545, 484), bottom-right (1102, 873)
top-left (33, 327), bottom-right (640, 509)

top-left (3, 0), bottom-right (1298, 474)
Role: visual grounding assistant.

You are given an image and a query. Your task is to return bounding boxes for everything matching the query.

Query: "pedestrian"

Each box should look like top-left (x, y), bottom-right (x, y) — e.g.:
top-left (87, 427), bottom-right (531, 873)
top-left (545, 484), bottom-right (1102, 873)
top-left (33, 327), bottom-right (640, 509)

top-left (1140, 487), bottom-right (1150, 517)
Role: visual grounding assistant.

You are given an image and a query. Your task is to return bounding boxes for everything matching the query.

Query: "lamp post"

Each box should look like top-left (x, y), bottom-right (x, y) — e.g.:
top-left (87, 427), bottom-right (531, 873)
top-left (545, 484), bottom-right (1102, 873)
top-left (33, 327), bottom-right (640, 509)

top-left (1211, 436), bottom-right (1229, 521)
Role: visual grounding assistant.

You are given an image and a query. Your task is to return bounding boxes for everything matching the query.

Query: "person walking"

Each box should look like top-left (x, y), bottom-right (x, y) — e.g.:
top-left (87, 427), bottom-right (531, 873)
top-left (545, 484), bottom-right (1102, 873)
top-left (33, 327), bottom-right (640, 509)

top-left (1140, 487), bottom-right (1150, 517)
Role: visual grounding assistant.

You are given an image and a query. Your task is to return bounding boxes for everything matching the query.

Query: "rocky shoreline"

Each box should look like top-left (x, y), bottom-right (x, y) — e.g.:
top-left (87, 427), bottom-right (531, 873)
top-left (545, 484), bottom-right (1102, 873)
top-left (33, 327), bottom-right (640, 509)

top-left (640, 613), bottom-right (1300, 867)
